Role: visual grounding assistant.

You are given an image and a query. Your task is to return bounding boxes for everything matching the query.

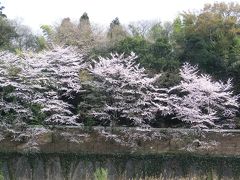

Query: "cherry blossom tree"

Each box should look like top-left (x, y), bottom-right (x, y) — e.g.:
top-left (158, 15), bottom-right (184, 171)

top-left (88, 53), bottom-right (170, 127)
top-left (0, 46), bottom-right (86, 125)
top-left (168, 63), bottom-right (239, 128)
top-left (1, 45), bottom-right (238, 130)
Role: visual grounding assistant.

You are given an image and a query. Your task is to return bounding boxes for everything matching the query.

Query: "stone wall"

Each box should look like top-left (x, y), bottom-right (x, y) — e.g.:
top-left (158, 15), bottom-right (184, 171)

top-left (1, 127), bottom-right (240, 155)
top-left (1, 153), bottom-right (240, 180)
top-left (1, 127), bottom-right (240, 179)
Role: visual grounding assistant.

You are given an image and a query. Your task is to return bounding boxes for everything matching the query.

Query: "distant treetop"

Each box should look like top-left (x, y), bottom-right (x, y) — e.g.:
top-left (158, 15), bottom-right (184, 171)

top-left (0, 2), bottom-right (6, 18)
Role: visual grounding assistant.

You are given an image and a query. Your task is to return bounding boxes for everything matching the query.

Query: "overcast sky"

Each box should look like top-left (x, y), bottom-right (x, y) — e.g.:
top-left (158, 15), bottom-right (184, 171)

top-left (1, 0), bottom-right (237, 33)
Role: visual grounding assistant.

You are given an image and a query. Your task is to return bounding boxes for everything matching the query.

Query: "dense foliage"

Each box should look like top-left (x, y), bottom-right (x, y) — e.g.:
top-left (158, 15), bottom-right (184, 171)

top-left (0, 46), bottom-right (238, 129)
top-left (0, 2), bottom-right (240, 129)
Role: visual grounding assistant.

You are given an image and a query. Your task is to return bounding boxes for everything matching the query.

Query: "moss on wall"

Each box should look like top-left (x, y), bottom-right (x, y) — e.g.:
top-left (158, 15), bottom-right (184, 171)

top-left (0, 152), bottom-right (239, 179)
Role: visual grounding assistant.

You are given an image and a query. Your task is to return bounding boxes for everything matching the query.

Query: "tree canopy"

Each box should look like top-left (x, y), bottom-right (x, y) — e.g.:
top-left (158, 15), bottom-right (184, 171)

top-left (0, 2), bottom-right (240, 129)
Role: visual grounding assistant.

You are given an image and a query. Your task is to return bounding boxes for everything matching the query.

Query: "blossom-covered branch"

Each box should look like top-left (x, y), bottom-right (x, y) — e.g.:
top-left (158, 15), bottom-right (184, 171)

top-left (169, 63), bottom-right (239, 128)
top-left (88, 53), bottom-right (169, 126)
top-left (0, 46), bottom-right (86, 125)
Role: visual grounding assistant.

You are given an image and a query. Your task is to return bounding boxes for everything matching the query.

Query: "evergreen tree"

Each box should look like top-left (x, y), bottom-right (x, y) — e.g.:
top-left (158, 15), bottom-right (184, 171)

top-left (0, 2), bottom-right (6, 18)
top-left (0, 17), bottom-right (17, 49)
top-left (107, 17), bottom-right (127, 42)
top-left (78, 12), bottom-right (93, 48)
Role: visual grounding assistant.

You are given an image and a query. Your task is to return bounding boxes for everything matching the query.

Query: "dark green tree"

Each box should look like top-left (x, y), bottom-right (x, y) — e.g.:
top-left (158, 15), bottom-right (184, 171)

top-left (173, 2), bottom-right (240, 93)
top-left (0, 17), bottom-right (17, 49)
top-left (0, 1), bottom-right (17, 49)
top-left (0, 2), bottom-right (6, 18)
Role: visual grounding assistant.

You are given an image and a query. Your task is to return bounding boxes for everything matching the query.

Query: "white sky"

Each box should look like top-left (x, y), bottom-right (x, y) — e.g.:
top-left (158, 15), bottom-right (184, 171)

top-left (1, 0), bottom-right (238, 33)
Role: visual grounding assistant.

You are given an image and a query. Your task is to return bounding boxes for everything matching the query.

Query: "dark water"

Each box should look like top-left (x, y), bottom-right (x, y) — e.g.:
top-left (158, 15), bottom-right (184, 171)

top-left (0, 153), bottom-right (240, 180)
